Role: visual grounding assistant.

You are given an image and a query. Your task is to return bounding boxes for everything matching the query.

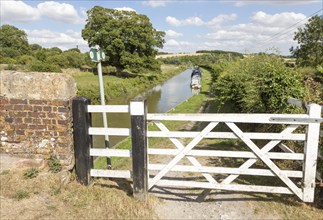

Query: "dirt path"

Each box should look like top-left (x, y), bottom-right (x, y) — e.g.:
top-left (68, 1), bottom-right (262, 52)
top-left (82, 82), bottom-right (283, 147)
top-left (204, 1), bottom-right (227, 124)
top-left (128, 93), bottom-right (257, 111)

top-left (148, 112), bottom-right (280, 219)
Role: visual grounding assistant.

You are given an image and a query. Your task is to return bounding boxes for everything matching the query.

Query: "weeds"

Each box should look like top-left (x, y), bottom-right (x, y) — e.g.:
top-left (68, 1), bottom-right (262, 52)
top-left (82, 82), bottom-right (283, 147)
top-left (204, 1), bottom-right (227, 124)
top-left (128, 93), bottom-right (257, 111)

top-left (15, 190), bottom-right (29, 200)
top-left (23, 168), bottom-right (39, 179)
top-left (48, 154), bottom-right (62, 173)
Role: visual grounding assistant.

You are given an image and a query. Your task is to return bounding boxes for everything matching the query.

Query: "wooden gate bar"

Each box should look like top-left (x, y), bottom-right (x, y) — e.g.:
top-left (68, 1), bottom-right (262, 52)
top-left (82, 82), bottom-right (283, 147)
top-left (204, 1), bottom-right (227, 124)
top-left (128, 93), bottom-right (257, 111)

top-left (226, 122), bottom-right (303, 200)
top-left (154, 121), bottom-right (218, 184)
top-left (72, 96), bottom-right (93, 186)
top-left (221, 125), bottom-right (299, 185)
top-left (148, 122), bottom-right (218, 189)
top-left (130, 98), bottom-right (148, 201)
top-left (303, 104), bottom-right (321, 202)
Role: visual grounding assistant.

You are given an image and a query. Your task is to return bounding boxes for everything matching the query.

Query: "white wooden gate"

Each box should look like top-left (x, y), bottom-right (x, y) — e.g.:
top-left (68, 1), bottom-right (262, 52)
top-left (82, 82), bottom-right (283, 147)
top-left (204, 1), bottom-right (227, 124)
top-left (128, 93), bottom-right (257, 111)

top-left (73, 97), bottom-right (322, 202)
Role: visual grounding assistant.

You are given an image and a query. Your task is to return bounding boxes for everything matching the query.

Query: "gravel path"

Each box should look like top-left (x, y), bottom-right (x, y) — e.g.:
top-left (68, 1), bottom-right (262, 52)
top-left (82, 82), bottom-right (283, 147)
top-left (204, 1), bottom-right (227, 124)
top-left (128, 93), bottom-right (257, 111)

top-left (148, 110), bottom-right (281, 220)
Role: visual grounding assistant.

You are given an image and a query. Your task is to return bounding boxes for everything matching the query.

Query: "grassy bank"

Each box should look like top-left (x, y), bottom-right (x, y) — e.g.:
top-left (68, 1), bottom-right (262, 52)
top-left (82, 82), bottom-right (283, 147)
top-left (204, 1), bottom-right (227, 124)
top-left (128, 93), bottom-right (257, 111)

top-left (94, 68), bottom-right (212, 169)
top-left (69, 65), bottom-right (186, 104)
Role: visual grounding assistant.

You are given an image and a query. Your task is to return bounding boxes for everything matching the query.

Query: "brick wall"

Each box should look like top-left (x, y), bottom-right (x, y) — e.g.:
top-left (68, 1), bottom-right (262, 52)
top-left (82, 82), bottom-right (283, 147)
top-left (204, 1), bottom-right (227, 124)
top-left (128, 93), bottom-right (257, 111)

top-left (0, 71), bottom-right (76, 168)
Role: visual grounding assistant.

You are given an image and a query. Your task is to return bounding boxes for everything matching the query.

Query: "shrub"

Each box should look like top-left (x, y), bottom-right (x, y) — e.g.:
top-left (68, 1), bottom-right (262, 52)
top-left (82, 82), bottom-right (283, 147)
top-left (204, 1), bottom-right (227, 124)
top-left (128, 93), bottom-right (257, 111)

top-left (213, 54), bottom-right (305, 113)
top-left (29, 61), bottom-right (61, 73)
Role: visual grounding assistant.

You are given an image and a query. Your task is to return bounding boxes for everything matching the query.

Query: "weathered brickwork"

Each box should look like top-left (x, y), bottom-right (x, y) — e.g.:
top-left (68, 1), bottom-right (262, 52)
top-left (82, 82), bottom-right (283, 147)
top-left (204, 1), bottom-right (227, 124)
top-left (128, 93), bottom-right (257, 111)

top-left (0, 71), bottom-right (76, 168)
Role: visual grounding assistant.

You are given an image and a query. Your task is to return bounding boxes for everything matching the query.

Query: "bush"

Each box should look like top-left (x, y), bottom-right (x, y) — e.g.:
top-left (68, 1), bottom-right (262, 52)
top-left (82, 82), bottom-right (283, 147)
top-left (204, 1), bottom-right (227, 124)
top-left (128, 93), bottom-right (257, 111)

top-left (29, 61), bottom-right (61, 72)
top-left (213, 54), bottom-right (305, 113)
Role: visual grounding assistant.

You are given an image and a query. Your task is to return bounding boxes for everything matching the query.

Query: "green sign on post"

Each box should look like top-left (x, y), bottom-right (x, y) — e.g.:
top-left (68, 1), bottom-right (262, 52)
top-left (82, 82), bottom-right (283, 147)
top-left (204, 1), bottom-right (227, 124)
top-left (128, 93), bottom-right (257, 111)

top-left (89, 48), bottom-right (106, 62)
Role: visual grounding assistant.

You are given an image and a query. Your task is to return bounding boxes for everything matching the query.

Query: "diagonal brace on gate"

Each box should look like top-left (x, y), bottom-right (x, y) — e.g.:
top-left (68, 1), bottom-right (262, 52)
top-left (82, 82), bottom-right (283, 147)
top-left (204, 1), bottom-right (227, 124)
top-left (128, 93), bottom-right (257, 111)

top-left (225, 123), bottom-right (303, 200)
top-left (153, 121), bottom-right (218, 184)
top-left (148, 122), bottom-right (219, 190)
top-left (221, 124), bottom-right (299, 185)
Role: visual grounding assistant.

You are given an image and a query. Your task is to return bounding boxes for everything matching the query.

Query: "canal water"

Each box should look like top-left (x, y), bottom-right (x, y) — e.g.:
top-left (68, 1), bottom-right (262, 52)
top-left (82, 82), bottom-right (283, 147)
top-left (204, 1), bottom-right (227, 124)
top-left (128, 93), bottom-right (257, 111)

top-left (92, 68), bottom-right (194, 148)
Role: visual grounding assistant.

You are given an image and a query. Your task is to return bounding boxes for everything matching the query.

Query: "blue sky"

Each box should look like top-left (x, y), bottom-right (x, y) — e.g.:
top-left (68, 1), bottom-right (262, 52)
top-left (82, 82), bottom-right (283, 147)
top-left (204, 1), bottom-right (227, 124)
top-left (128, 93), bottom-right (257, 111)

top-left (1, 0), bottom-right (322, 55)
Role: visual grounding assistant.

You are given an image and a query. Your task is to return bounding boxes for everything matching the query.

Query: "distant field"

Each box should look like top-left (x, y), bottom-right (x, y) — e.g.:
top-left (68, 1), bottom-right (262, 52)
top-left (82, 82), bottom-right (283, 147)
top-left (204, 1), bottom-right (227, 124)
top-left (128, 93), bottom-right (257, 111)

top-left (156, 53), bottom-right (207, 59)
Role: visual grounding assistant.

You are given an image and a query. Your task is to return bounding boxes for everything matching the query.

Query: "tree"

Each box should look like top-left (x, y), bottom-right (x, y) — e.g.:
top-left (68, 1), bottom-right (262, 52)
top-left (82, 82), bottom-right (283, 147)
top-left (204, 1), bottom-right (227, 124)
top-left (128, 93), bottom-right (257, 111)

top-left (0, 25), bottom-right (30, 58)
top-left (290, 15), bottom-right (323, 67)
top-left (82, 6), bottom-right (165, 73)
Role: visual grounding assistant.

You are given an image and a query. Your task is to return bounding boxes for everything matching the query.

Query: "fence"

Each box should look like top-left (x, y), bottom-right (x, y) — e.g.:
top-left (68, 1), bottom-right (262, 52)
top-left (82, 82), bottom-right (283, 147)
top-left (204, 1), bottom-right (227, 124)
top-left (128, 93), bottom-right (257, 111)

top-left (73, 96), bottom-right (322, 202)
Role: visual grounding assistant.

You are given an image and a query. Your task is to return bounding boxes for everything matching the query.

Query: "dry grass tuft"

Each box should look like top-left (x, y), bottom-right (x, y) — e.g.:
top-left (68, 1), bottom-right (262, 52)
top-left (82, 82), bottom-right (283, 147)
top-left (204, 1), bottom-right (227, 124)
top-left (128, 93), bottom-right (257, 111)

top-left (0, 169), bottom-right (157, 219)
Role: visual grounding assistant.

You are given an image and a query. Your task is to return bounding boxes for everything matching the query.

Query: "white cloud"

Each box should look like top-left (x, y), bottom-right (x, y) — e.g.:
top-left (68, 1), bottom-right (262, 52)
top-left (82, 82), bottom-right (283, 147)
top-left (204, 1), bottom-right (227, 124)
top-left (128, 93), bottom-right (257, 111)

top-left (251, 11), bottom-right (307, 27)
top-left (165, 30), bottom-right (183, 38)
top-left (163, 39), bottom-right (193, 53)
top-left (37, 1), bottom-right (84, 24)
top-left (165, 39), bottom-right (190, 47)
top-left (234, 0), bottom-right (319, 6)
top-left (200, 11), bottom-right (309, 54)
top-left (166, 16), bottom-right (204, 26)
top-left (1, 0), bottom-right (40, 23)
top-left (114, 7), bottom-right (136, 12)
top-left (207, 14), bottom-right (237, 28)
top-left (143, 0), bottom-right (170, 8)
top-left (166, 13), bottom-right (238, 27)
top-left (25, 29), bottom-right (88, 52)
top-left (0, 1), bottom-right (84, 24)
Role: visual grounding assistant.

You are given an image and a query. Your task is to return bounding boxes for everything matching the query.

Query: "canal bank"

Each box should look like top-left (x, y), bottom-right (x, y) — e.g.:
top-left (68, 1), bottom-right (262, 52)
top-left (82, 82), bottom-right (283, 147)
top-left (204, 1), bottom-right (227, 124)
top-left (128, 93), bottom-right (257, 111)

top-left (92, 68), bottom-right (199, 148)
top-left (94, 68), bottom-right (212, 169)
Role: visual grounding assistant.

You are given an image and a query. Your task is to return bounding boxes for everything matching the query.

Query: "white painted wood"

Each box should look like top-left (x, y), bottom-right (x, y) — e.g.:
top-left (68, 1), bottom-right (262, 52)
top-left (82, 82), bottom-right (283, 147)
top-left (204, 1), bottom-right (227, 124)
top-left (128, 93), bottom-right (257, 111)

top-left (148, 164), bottom-right (303, 178)
top-left (279, 144), bottom-right (322, 182)
top-left (147, 113), bottom-right (310, 124)
top-left (303, 104), bottom-right (321, 202)
top-left (222, 125), bottom-right (299, 185)
top-left (89, 127), bottom-right (130, 136)
top-left (148, 122), bottom-right (218, 189)
top-left (87, 105), bottom-right (129, 113)
top-left (90, 148), bottom-right (131, 157)
top-left (147, 131), bottom-right (305, 140)
top-left (91, 169), bottom-right (131, 178)
top-left (148, 149), bottom-right (304, 160)
top-left (152, 179), bottom-right (293, 194)
top-left (154, 121), bottom-right (218, 184)
top-left (130, 101), bottom-right (145, 116)
top-left (226, 122), bottom-right (303, 200)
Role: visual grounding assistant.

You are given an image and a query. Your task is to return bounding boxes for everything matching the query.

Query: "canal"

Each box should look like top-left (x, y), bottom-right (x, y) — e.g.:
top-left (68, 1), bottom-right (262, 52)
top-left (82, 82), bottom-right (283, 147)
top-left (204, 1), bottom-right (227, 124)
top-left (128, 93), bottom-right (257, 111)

top-left (92, 68), bottom-right (194, 148)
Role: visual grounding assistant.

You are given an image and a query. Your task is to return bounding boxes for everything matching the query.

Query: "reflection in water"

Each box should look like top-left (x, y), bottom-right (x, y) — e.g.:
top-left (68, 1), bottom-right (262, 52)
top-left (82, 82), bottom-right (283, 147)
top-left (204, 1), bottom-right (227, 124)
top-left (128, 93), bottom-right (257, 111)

top-left (92, 68), bottom-right (194, 148)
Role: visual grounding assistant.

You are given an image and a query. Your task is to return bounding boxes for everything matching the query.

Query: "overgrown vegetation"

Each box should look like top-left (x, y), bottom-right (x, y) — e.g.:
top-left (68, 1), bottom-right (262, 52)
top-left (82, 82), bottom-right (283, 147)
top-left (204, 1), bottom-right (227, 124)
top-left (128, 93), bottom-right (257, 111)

top-left (211, 54), bottom-right (305, 114)
top-left (48, 154), bottom-right (62, 173)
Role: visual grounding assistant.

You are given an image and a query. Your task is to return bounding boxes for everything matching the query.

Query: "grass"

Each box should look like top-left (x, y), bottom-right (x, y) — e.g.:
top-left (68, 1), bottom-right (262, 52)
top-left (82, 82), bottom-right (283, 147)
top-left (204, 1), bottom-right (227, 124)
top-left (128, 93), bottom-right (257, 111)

top-left (0, 169), bottom-right (158, 219)
top-left (70, 64), bottom-right (186, 104)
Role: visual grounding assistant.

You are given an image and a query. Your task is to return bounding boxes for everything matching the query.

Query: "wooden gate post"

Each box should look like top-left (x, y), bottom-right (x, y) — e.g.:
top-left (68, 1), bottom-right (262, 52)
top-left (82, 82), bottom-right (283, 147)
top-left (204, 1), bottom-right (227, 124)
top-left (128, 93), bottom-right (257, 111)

top-left (303, 103), bottom-right (321, 202)
top-left (130, 98), bottom-right (148, 201)
top-left (72, 96), bottom-right (93, 186)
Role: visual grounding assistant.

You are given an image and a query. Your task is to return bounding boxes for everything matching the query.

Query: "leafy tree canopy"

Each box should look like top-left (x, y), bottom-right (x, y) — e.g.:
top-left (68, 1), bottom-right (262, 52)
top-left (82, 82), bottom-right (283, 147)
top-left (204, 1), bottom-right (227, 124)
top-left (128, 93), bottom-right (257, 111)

top-left (0, 25), bottom-right (30, 57)
top-left (82, 6), bottom-right (165, 73)
top-left (290, 15), bottom-right (323, 67)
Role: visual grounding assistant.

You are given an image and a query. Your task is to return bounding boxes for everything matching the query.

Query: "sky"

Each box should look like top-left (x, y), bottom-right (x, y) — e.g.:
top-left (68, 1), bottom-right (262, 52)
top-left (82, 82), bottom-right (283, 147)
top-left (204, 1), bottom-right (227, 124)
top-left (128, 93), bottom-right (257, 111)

top-left (1, 0), bottom-right (322, 55)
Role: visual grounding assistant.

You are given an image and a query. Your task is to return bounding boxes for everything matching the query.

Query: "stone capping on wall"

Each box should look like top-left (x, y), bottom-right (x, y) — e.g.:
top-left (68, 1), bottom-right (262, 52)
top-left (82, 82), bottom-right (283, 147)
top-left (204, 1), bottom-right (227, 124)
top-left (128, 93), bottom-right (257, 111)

top-left (0, 71), bottom-right (76, 100)
top-left (0, 71), bottom-right (77, 168)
